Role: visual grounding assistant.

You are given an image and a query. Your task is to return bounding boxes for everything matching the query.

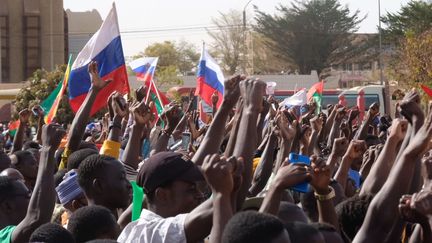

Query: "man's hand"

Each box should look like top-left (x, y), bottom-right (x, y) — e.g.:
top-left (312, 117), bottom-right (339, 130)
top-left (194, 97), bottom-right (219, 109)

top-left (310, 156), bottom-right (332, 194)
top-left (405, 102), bottom-right (432, 156)
top-left (273, 159), bottom-right (312, 190)
top-left (32, 105), bottom-right (45, 117)
top-left (211, 91), bottom-right (219, 107)
top-left (202, 154), bottom-right (243, 195)
top-left (222, 75), bottom-right (244, 108)
top-left (165, 105), bottom-right (182, 129)
top-left (335, 107), bottom-right (347, 122)
top-left (19, 109), bottom-right (31, 123)
top-left (310, 116), bottom-right (323, 132)
top-left (349, 107), bottom-right (360, 122)
top-left (88, 61), bottom-right (112, 92)
top-left (109, 91), bottom-right (129, 119)
top-left (367, 102), bottom-right (380, 119)
top-left (332, 137), bottom-right (349, 157)
top-left (399, 90), bottom-right (423, 124)
top-left (410, 190), bottom-right (432, 216)
top-left (135, 86), bottom-right (147, 103)
top-left (399, 194), bottom-right (429, 224)
top-left (239, 78), bottom-right (266, 112)
top-left (388, 118), bottom-right (408, 142)
top-left (345, 140), bottom-right (367, 160)
top-left (41, 123), bottom-right (66, 149)
top-left (131, 101), bottom-right (153, 126)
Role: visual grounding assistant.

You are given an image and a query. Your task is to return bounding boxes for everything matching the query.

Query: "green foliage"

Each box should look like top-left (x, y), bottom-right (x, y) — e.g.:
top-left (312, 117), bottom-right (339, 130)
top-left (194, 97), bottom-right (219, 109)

top-left (254, 0), bottom-right (363, 74)
top-left (13, 65), bottom-right (74, 125)
top-left (134, 40), bottom-right (198, 88)
top-left (381, 1), bottom-right (432, 43)
top-left (389, 30), bottom-right (432, 101)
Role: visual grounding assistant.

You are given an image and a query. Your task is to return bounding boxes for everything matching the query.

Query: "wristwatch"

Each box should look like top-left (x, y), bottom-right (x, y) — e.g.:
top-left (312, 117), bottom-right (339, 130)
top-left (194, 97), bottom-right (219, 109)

top-left (314, 187), bottom-right (335, 201)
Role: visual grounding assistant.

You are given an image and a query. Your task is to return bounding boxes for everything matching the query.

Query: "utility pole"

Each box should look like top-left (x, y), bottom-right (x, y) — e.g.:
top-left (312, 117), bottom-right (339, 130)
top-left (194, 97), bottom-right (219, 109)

top-left (378, 0), bottom-right (391, 115)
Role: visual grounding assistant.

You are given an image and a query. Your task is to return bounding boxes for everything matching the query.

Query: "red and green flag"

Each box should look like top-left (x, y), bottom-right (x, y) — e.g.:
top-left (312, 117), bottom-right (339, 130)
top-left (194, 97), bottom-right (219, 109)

top-left (41, 54), bottom-right (72, 124)
top-left (8, 120), bottom-right (20, 137)
top-left (307, 81), bottom-right (324, 113)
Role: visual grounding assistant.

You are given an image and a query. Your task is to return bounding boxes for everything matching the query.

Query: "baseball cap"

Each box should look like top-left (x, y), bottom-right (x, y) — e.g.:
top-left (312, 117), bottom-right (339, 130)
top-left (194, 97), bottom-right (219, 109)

top-left (136, 151), bottom-right (204, 193)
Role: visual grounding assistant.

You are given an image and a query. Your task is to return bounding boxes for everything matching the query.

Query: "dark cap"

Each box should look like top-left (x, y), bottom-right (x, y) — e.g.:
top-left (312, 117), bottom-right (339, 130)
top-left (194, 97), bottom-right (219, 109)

top-left (137, 151), bottom-right (204, 193)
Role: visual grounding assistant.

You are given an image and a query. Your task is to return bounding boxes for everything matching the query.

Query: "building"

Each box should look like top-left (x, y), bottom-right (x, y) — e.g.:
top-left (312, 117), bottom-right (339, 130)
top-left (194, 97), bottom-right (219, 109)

top-left (66, 9), bottom-right (102, 59)
top-left (0, 0), bottom-right (67, 83)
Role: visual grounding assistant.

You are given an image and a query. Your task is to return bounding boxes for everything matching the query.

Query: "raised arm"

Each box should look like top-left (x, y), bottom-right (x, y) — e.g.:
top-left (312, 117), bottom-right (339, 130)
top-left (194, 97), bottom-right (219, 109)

top-left (150, 105), bottom-right (181, 155)
top-left (310, 156), bottom-right (339, 230)
top-left (32, 105), bottom-right (45, 145)
top-left (360, 119), bottom-right (407, 196)
top-left (353, 103), bottom-right (379, 141)
top-left (308, 116), bottom-right (323, 156)
top-left (353, 102), bottom-right (432, 243)
top-left (59, 61), bottom-right (111, 169)
top-left (334, 140), bottom-right (367, 193)
top-left (202, 155), bottom-right (241, 243)
top-left (248, 125), bottom-right (278, 196)
top-left (122, 101), bottom-right (153, 170)
top-left (259, 159), bottom-right (311, 215)
top-left (12, 124), bottom-right (65, 243)
top-left (11, 109), bottom-right (31, 154)
top-left (192, 75), bottom-right (243, 165)
top-left (233, 79), bottom-right (266, 209)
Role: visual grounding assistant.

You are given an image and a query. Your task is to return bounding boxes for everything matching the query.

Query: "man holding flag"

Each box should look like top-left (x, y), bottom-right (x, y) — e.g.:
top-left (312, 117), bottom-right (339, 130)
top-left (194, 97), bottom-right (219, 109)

top-left (68, 3), bottom-right (129, 116)
top-left (129, 57), bottom-right (170, 123)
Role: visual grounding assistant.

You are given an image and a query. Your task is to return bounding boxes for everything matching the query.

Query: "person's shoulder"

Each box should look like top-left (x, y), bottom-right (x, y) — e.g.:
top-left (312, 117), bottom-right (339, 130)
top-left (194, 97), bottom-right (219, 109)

top-left (0, 225), bottom-right (16, 243)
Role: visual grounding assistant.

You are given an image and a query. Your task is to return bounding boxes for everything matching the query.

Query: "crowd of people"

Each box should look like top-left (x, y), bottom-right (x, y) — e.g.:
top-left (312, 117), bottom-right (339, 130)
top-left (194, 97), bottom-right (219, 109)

top-left (1, 61), bottom-right (432, 243)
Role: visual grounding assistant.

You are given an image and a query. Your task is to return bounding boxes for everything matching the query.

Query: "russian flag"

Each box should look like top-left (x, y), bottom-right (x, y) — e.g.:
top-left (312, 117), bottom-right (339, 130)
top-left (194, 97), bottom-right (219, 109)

top-left (129, 57), bottom-right (158, 83)
top-left (129, 57), bottom-right (170, 123)
top-left (196, 44), bottom-right (224, 109)
top-left (68, 3), bottom-right (129, 116)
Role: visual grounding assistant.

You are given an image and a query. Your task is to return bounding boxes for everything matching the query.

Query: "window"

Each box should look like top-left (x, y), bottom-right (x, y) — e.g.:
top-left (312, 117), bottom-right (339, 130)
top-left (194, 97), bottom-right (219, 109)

top-left (0, 15), bottom-right (8, 81)
top-left (24, 14), bottom-right (41, 78)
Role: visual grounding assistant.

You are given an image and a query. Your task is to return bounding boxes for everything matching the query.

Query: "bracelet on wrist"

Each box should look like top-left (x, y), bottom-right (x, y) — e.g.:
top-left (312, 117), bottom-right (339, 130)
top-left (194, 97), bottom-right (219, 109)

top-left (109, 121), bottom-right (122, 131)
top-left (314, 186), bottom-right (335, 201)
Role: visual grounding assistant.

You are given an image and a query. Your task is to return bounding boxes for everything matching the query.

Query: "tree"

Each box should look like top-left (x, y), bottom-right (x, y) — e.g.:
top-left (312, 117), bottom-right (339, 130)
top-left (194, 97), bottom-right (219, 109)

top-left (382, 1), bottom-right (432, 43)
top-left (254, 0), bottom-right (363, 74)
top-left (389, 30), bottom-right (432, 99)
top-left (13, 65), bottom-right (75, 125)
top-left (207, 10), bottom-right (245, 75)
top-left (133, 41), bottom-right (200, 89)
top-left (176, 40), bottom-right (200, 75)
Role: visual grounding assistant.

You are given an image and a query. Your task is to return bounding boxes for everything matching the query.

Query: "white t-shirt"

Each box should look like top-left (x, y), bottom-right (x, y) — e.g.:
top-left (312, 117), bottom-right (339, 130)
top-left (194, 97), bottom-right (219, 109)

top-left (118, 209), bottom-right (188, 243)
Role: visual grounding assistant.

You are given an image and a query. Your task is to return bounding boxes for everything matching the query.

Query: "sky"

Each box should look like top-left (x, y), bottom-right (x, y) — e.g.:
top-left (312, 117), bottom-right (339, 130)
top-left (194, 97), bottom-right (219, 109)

top-left (64, 0), bottom-right (411, 57)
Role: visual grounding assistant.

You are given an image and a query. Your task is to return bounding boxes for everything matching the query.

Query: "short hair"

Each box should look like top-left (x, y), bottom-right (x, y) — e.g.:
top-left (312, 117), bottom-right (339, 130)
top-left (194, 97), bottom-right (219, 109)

top-left (335, 193), bottom-right (374, 240)
top-left (278, 201), bottom-right (308, 224)
top-left (300, 189), bottom-right (318, 222)
top-left (79, 141), bottom-right (98, 151)
top-left (29, 223), bottom-right (74, 243)
top-left (310, 222), bottom-right (337, 232)
top-left (85, 240), bottom-right (118, 243)
top-left (67, 148), bottom-right (98, 171)
top-left (77, 154), bottom-right (111, 193)
top-left (285, 221), bottom-right (322, 243)
top-left (0, 176), bottom-right (15, 200)
top-left (23, 141), bottom-right (41, 150)
top-left (0, 150), bottom-right (11, 172)
top-left (67, 205), bottom-right (117, 243)
top-left (54, 169), bottom-right (67, 188)
top-left (221, 211), bottom-right (286, 243)
top-left (12, 150), bottom-right (34, 166)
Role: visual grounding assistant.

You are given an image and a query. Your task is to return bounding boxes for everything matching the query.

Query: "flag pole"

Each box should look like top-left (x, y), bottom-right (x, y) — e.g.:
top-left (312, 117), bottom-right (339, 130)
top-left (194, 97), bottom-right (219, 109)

top-left (151, 78), bottom-right (166, 112)
top-left (145, 79), bottom-right (152, 104)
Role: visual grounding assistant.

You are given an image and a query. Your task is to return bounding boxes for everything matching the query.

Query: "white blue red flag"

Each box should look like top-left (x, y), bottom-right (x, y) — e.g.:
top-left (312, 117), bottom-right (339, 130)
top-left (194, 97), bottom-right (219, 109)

top-left (68, 3), bottom-right (129, 116)
top-left (196, 44), bottom-right (224, 108)
top-left (129, 57), bottom-right (158, 83)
